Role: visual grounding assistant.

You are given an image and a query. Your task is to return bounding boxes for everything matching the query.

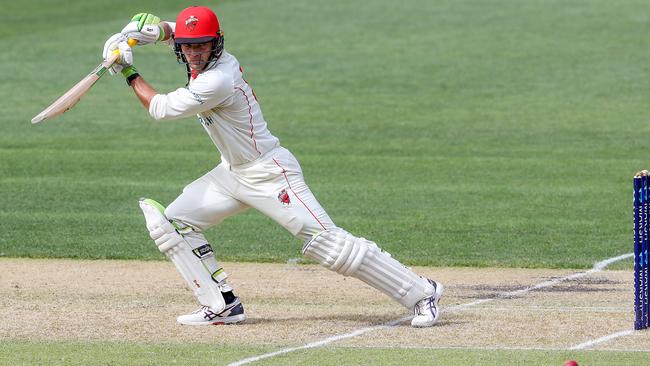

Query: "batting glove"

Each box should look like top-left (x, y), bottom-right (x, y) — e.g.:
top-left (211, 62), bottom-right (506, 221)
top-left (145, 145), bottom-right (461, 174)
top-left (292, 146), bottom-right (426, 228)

top-left (114, 41), bottom-right (136, 79)
top-left (121, 13), bottom-right (164, 45)
top-left (103, 33), bottom-right (128, 75)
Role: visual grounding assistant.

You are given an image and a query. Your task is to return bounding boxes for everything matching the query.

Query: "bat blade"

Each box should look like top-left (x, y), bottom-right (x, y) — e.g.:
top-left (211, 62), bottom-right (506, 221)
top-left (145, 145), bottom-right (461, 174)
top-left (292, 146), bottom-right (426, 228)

top-left (31, 74), bottom-right (102, 123)
top-left (31, 39), bottom-right (137, 124)
top-left (31, 54), bottom-right (118, 124)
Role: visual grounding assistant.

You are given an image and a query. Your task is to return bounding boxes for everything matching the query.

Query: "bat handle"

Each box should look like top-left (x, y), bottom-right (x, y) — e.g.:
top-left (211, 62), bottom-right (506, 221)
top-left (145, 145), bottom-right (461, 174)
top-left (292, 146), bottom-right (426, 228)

top-left (127, 38), bottom-right (138, 47)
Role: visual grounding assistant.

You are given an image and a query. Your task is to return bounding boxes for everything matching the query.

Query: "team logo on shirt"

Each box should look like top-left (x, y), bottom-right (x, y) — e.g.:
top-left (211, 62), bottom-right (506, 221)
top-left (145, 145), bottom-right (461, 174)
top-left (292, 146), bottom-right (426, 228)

top-left (278, 189), bottom-right (291, 206)
top-left (198, 115), bottom-right (215, 126)
top-left (185, 15), bottom-right (199, 31)
top-left (186, 88), bottom-right (204, 104)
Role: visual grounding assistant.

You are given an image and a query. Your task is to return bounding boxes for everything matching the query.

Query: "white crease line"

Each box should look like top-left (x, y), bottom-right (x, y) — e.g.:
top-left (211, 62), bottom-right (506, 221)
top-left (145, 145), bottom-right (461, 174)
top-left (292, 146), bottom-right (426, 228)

top-left (228, 252), bottom-right (634, 366)
top-left (569, 330), bottom-right (635, 350)
top-left (227, 315), bottom-right (412, 366)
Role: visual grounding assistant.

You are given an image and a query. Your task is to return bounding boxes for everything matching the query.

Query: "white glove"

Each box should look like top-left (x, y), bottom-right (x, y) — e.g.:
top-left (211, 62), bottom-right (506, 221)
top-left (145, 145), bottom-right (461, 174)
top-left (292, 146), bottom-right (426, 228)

top-left (102, 33), bottom-right (127, 74)
top-left (104, 42), bottom-right (134, 76)
top-left (121, 13), bottom-right (163, 45)
top-left (115, 41), bottom-right (134, 66)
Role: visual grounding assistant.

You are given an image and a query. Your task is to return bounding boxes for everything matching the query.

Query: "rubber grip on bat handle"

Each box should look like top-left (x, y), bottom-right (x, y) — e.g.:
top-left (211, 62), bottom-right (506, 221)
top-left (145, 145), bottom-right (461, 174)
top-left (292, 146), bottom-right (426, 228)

top-left (127, 39), bottom-right (138, 47)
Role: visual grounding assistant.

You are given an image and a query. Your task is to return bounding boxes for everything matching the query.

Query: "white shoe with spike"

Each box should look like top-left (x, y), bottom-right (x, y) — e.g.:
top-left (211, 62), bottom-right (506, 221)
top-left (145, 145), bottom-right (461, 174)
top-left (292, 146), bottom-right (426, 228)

top-left (177, 298), bottom-right (246, 325)
top-left (411, 279), bottom-right (444, 328)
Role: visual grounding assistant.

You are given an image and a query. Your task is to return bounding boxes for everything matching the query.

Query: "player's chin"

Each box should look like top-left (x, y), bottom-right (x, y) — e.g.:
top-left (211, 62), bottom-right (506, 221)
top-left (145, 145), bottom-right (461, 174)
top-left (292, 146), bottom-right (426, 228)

top-left (191, 63), bottom-right (210, 73)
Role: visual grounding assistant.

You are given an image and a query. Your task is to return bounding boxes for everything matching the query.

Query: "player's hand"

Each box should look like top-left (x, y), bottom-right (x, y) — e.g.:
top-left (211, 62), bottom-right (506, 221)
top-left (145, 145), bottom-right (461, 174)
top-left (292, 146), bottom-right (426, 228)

top-left (103, 33), bottom-right (127, 75)
top-left (113, 41), bottom-right (138, 79)
top-left (121, 13), bottom-right (164, 45)
top-left (114, 41), bottom-right (134, 67)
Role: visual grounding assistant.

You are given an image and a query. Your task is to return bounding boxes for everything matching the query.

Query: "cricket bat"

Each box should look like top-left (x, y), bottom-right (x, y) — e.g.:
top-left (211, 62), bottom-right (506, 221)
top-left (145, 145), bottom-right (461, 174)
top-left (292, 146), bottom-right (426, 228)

top-left (31, 39), bottom-right (138, 124)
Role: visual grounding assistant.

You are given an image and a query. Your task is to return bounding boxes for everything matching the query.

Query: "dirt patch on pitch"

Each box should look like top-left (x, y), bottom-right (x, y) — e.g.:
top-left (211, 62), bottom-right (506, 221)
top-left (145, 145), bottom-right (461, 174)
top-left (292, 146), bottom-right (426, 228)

top-left (0, 258), bottom-right (643, 351)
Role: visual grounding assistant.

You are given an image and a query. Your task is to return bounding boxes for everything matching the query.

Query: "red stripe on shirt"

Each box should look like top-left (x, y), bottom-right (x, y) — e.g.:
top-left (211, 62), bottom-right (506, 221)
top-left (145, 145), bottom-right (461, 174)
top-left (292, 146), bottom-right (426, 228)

top-left (235, 86), bottom-right (261, 155)
top-left (239, 67), bottom-right (258, 101)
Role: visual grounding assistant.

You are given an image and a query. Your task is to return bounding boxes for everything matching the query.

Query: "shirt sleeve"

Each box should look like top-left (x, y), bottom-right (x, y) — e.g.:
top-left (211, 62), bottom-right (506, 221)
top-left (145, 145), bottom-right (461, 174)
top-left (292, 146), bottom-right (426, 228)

top-left (148, 69), bottom-right (233, 120)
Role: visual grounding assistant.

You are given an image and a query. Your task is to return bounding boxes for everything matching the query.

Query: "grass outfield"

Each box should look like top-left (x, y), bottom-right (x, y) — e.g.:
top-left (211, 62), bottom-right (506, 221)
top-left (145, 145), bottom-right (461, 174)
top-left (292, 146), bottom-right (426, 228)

top-left (2, 1), bottom-right (648, 365)
top-left (2, 2), bottom-right (649, 267)
top-left (1, 341), bottom-right (646, 366)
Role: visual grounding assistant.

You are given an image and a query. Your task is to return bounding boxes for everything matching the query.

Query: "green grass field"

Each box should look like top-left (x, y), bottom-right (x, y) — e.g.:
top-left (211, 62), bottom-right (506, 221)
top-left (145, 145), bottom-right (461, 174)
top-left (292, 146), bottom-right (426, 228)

top-left (2, 0), bottom-right (649, 364)
top-left (3, 0), bottom-right (647, 268)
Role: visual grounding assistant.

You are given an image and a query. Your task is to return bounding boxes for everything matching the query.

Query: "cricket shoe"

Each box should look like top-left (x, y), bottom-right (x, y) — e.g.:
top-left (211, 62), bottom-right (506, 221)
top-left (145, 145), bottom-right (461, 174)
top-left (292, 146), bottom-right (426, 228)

top-left (411, 279), bottom-right (444, 328)
top-left (177, 298), bottom-right (246, 325)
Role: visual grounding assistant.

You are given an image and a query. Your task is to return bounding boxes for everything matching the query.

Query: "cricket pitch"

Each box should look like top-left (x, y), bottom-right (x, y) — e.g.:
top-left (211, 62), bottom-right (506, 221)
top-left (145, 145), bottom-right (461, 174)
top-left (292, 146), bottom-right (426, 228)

top-left (0, 258), bottom-right (646, 352)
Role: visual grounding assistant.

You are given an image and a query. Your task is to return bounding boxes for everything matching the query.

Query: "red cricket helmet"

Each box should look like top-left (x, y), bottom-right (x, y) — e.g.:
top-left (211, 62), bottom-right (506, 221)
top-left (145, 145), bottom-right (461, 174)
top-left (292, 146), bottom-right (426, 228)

top-left (174, 6), bottom-right (222, 44)
top-left (173, 6), bottom-right (225, 79)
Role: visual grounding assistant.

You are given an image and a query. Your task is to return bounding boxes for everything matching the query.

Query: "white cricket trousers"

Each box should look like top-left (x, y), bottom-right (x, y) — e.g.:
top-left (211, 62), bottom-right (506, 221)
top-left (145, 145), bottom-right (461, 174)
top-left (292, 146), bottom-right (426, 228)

top-left (165, 146), bottom-right (335, 241)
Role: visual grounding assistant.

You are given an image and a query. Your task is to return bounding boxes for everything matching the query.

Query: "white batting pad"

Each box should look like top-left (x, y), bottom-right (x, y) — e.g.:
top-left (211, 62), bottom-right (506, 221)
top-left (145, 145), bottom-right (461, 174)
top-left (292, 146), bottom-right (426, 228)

top-left (302, 228), bottom-right (434, 308)
top-left (139, 198), bottom-right (225, 312)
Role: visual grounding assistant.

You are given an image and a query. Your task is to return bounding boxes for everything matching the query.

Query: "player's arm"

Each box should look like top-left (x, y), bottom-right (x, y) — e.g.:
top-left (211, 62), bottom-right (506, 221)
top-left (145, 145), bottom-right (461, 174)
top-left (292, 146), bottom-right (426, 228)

top-left (101, 13), bottom-right (175, 110)
top-left (101, 38), bottom-right (155, 109)
top-left (147, 73), bottom-right (234, 120)
top-left (128, 75), bottom-right (157, 110)
top-left (103, 15), bottom-right (230, 120)
top-left (104, 40), bottom-right (232, 120)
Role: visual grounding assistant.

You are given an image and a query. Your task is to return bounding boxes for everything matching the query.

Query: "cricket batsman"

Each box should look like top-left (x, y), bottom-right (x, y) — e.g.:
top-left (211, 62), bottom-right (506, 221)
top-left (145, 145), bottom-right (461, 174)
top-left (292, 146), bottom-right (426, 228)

top-left (103, 6), bottom-right (443, 327)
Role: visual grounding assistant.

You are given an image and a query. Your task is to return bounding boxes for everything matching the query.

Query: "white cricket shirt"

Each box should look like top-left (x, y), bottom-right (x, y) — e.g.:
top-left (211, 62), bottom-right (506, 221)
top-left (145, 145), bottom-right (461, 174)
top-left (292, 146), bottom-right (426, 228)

top-left (149, 51), bottom-right (280, 165)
